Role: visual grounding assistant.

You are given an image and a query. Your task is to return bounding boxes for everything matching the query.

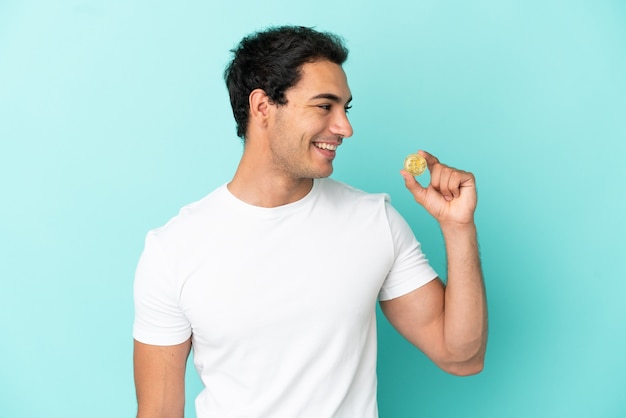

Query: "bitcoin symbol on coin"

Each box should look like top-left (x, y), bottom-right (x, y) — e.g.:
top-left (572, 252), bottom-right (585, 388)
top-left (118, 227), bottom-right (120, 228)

top-left (404, 153), bottom-right (427, 176)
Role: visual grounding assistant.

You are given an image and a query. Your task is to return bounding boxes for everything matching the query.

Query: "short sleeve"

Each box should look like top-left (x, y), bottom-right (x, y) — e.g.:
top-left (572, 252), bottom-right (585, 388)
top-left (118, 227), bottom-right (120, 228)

top-left (132, 232), bottom-right (192, 345)
top-left (378, 202), bottom-right (439, 301)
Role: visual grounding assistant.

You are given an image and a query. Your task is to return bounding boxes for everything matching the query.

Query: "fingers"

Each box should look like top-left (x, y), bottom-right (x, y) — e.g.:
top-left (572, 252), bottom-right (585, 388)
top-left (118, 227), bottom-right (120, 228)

top-left (418, 150), bottom-right (440, 170)
top-left (433, 168), bottom-right (461, 200)
top-left (400, 169), bottom-right (427, 204)
top-left (419, 150), bottom-right (473, 201)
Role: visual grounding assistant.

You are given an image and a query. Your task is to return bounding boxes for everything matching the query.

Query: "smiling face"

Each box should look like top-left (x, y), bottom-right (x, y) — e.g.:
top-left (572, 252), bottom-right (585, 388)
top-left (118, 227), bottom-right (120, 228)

top-left (267, 60), bottom-right (353, 180)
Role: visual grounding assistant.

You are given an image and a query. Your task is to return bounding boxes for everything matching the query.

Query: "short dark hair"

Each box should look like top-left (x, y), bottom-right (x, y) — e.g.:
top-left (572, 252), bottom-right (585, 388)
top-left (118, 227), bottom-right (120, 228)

top-left (224, 25), bottom-right (349, 139)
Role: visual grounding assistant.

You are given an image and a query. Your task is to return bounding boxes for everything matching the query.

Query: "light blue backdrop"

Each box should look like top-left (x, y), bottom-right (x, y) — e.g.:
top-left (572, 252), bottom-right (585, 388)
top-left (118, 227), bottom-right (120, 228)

top-left (1, 1), bottom-right (625, 417)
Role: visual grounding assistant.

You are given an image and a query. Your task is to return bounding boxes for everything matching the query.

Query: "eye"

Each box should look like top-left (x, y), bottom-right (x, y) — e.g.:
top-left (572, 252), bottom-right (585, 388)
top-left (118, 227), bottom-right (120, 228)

top-left (344, 105), bottom-right (352, 114)
top-left (318, 104), bottom-right (331, 111)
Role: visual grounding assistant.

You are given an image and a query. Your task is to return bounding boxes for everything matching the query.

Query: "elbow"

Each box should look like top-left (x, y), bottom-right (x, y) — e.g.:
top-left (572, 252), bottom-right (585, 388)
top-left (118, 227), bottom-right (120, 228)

top-left (444, 355), bottom-right (485, 376)
top-left (438, 343), bottom-right (487, 376)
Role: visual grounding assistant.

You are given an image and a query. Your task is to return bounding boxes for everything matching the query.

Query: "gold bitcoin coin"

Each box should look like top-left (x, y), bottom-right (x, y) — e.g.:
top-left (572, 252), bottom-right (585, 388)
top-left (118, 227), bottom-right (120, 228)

top-left (404, 153), bottom-right (427, 176)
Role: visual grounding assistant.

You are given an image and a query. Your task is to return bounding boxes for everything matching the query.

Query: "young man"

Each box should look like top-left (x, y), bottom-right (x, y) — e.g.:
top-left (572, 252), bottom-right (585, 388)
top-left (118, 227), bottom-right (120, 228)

top-left (133, 26), bottom-right (487, 418)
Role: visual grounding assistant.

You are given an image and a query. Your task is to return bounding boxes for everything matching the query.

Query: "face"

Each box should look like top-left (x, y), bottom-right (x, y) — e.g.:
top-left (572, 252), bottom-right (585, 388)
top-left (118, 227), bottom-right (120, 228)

top-left (267, 60), bottom-right (353, 180)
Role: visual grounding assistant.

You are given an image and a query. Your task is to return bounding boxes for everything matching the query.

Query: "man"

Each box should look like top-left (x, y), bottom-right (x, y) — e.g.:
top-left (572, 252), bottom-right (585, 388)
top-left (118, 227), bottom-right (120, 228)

top-left (133, 26), bottom-right (487, 418)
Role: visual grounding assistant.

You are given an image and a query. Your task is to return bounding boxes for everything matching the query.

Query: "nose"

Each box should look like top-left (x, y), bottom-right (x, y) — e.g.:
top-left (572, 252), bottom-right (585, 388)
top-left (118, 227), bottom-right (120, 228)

top-left (330, 109), bottom-right (353, 139)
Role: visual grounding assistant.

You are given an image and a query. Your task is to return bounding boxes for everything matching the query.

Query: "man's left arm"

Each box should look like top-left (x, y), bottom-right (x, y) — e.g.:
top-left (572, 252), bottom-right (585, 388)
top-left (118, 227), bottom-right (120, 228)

top-left (380, 151), bottom-right (487, 376)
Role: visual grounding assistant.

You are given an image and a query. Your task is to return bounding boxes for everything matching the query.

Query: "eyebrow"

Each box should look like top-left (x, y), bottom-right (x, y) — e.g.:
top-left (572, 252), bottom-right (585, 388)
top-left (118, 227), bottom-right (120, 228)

top-left (309, 93), bottom-right (353, 105)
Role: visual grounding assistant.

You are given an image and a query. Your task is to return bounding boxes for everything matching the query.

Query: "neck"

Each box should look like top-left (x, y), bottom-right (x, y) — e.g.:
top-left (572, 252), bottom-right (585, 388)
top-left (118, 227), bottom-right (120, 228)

top-left (228, 150), bottom-right (314, 208)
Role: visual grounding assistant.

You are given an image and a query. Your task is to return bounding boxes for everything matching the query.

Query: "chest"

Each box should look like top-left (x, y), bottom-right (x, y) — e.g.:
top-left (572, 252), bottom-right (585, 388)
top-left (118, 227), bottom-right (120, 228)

top-left (177, 205), bottom-right (393, 347)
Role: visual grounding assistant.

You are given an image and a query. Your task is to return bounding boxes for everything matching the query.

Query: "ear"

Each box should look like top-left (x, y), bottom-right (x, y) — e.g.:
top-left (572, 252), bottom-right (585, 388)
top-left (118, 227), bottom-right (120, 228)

top-left (248, 88), bottom-right (271, 129)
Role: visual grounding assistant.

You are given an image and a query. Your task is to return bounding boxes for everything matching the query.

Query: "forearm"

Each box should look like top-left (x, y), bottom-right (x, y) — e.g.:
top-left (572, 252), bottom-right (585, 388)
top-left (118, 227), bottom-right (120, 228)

top-left (440, 221), bottom-right (487, 367)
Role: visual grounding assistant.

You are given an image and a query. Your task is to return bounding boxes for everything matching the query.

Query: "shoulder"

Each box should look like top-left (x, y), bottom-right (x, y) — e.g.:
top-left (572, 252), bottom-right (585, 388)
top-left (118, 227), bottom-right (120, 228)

top-left (146, 184), bottom-right (229, 246)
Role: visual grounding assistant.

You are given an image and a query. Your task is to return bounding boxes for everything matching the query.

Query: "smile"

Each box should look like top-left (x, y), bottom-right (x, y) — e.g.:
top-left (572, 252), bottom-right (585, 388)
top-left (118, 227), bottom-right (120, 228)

top-left (313, 143), bottom-right (338, 151)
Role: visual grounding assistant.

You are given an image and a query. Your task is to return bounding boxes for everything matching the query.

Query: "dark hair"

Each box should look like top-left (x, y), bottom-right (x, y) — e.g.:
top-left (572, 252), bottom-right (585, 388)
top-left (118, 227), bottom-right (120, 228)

top-left (224, 25), bottom-right (349, 139)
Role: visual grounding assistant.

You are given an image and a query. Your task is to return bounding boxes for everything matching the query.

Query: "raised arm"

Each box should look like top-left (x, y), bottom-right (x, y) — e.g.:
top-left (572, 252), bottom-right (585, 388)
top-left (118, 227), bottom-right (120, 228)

top-left (134, 338), bottom-right (192, 418)
top-left (380, 150), bottom-right (487, 376)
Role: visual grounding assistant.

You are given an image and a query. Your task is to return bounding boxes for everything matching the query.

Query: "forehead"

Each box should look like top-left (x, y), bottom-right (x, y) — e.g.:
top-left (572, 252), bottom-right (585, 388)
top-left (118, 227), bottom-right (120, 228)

top-left (289, 60), bottom-right (351, 102)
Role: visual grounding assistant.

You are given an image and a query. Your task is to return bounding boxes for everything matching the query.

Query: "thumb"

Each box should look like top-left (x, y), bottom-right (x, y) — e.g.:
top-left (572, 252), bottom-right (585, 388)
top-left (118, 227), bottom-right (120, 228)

top-left (400, 169), bottom-right (428, 205)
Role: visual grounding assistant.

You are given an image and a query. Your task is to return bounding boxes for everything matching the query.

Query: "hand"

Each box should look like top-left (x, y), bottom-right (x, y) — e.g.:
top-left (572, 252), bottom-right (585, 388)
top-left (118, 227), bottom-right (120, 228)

top-left (400, 150), bottom-right (477, 226)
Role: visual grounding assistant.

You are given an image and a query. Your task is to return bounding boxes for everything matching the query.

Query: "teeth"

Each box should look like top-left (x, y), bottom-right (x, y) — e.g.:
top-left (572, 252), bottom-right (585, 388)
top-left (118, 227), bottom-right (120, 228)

top-left (314, 143), bottom-right (337, 151)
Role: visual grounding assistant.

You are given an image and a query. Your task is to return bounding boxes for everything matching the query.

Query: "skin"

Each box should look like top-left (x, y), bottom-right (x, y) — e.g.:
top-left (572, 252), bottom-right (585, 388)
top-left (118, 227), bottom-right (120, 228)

top-left (134, 338), bottom-right (191, 418)
top-left (382, 152), bottom-right (487, 375)
top-left (133, 59), bottom-right (487, 417)
top-left (227, 60), bottom-right (354, 207)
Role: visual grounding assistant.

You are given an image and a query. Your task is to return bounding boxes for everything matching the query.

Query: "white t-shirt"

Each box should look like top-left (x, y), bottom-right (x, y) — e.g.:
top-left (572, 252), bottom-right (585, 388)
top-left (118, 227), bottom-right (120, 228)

top-left (133, 178), bottom-right (438, 418)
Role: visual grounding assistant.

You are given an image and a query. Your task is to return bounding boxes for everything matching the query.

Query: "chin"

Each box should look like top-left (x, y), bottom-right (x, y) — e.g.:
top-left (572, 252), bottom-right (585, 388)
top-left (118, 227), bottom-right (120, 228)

top-left (301, 162), bottom-right (334, 179)
top-left (315, 168), bottom-right (334, 179)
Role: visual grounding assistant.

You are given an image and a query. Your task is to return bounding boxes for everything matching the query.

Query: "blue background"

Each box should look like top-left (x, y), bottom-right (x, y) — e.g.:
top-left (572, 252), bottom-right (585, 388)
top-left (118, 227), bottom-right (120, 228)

top-left (1, 1), bottom-right (625, 417)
